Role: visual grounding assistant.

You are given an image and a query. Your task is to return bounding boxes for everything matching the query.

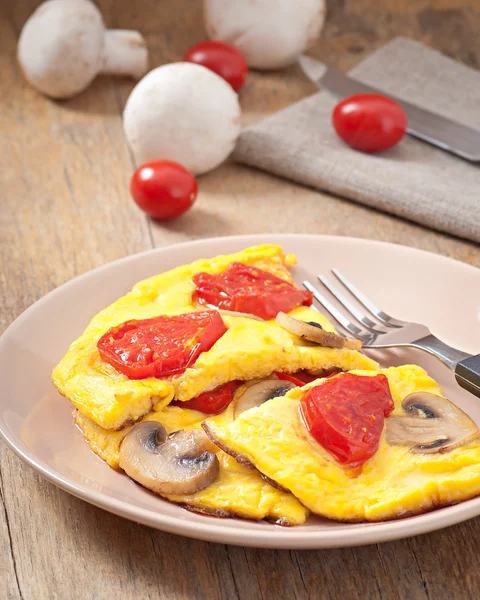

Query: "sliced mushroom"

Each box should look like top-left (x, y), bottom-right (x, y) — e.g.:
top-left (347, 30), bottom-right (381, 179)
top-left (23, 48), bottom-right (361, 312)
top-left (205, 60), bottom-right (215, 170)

top-left (276, 312), bottom-right (362, 350)
top-left (233, 379), bottom-right (296, 418)
top-left (386, 392), bottom-right (479, 454)
top-left (119, 422), bottom-right (219, 495)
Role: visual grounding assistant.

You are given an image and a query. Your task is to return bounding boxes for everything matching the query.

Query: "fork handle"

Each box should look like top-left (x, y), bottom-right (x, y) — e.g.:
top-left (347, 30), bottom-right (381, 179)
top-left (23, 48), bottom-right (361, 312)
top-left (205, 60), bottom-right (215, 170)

top-left (456, 356), bottom-right (480, 398)
top-left (416, 335), bottom-right (480, 398)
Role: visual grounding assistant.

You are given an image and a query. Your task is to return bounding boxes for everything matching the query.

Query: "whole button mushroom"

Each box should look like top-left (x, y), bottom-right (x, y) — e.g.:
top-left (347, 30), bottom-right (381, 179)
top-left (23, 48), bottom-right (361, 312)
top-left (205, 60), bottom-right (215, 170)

top-left (17, 0), bottom-right (148, 99)
top-left (123, 62), bottom-right (241, 175)
top-left (204, 0), bottom-right (326, 70)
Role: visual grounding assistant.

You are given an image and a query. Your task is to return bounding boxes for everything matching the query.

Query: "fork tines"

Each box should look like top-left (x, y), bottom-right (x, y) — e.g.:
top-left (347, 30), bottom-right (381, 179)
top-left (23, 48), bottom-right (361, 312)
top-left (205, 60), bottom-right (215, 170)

top-left (303, 270), bottom-right (404, 346)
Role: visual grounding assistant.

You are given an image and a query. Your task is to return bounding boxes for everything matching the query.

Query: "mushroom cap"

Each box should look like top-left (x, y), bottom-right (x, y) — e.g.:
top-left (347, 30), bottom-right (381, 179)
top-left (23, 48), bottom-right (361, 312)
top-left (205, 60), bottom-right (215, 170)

top-left (119, 421), bottom-right (220, 496)
top-left (123, 62), bottom-right (241, 175)
top-left (386, 392), bottom-right (479, 454)
top-left (17, 0), bottom-right (105, 98)
top-left (204, 0), bottom-right (326, 69)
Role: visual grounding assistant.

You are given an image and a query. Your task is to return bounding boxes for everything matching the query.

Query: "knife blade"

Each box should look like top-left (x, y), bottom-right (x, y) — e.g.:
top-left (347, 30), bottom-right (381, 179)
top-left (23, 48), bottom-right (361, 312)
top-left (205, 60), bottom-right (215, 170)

top-left (299, 55), bottom-right (480, 162)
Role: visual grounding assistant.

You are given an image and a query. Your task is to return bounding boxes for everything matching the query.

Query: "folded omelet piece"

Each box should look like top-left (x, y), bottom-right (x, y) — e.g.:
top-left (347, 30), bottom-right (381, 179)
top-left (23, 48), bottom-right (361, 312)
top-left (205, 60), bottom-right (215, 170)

top-left (175, 305), bottom-right (378, 402)
top-left (75, 404), bottom-right (308, 525)
top-left (53, 244), bottom-right (378, 430)
top-left (204, 365), bottom-right (480, 522)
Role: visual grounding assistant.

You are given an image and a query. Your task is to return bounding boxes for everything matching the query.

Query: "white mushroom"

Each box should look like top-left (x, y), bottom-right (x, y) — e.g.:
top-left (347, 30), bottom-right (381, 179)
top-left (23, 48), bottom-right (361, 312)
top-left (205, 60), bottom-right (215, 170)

top-left (203, 0), bottom-right (326, 70)
top-left (123, 62), bottom-right (241, 174)
top-left (119, 422), bottom-right (219, 496)
top-left (276, 312), bottom-right (362, 350)
top-left (386, 392), bottom-right (479, 454)
top-left (17, 0), bottom-right (148, 99)
top-left (233, 378), bottom-right (296, 418)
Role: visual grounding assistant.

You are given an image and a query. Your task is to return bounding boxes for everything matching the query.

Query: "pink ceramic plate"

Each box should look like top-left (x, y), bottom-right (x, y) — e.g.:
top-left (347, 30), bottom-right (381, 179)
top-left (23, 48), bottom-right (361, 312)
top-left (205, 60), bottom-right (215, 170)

top-left (1, 234), bottom-right (479, 549)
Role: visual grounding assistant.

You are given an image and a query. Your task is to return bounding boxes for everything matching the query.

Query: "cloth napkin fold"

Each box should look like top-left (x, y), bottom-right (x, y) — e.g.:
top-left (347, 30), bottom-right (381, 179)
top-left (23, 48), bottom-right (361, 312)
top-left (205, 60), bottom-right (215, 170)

top-left (233, 37), bottom-right (480, 244)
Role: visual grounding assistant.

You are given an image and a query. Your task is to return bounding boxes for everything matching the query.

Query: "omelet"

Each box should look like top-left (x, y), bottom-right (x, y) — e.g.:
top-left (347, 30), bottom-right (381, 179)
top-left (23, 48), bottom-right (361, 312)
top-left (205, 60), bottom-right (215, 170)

top-left (75, 403), bottom-right (308, 525)
top-left (53, 244), bottom-right (378, 430)
top-left (204, 365), bottom-right (480, 522)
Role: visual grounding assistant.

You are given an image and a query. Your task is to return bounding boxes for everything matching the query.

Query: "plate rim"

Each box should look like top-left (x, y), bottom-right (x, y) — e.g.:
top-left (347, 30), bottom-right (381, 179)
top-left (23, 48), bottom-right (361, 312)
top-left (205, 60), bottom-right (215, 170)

top-left (1, 233), bottom-right (479, 549)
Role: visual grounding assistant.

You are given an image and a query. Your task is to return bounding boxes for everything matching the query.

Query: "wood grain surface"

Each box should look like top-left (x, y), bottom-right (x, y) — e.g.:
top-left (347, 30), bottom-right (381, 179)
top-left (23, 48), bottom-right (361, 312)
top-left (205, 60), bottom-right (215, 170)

top-left (1, 1), bottom-right (479, 599)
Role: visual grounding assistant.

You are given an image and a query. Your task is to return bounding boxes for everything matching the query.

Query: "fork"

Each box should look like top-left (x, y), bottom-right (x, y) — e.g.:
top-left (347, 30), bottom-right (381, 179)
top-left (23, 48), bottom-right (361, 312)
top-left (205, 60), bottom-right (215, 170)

top-left (303, 270), bottom-right (480, 399)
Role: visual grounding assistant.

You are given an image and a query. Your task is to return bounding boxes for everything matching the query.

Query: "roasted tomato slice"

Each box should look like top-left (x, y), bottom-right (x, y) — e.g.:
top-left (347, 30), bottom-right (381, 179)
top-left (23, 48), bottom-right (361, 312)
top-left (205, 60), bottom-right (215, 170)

top-left (299, 373), bottom-right (394, 468)
top-left (192, 263), bottom-right (313, 320)
top-left (97, 311), bottom-right (227, 380)
top-left (171, 381), bottom-right (241, 414)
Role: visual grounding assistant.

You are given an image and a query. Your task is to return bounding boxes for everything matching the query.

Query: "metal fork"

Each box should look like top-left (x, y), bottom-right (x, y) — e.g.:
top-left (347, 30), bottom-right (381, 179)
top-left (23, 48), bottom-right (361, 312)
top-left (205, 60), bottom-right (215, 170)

top-left (303, 270), bottom-right (480, 398)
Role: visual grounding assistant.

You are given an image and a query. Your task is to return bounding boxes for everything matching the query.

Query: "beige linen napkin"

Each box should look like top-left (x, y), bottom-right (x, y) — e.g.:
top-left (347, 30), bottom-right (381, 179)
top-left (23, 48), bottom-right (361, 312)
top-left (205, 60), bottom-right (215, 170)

top-left (233, 37), bottom-right (480, 244)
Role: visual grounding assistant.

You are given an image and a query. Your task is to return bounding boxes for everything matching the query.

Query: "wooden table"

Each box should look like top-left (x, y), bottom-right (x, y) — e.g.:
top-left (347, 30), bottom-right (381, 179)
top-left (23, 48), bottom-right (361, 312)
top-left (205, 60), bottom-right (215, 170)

top-left (1, 1), bottom-right (479, 598)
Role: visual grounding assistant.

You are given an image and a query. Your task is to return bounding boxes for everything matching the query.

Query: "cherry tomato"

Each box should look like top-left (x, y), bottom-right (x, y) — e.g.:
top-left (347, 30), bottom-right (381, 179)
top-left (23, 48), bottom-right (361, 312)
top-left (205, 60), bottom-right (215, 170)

top-left (299, 373), bottom-right (394, 467)
top-left (184, 40), bottom-right (248, 92)
top-left (332, 94), bottom-right (407, 153)
top-left (130, 160), bottom-right (197, 220)
top-left (192, 263), bottom-right (313, 320)
top-left (97, 311), bottom-right (226, 379)
top-left (171, 381), bottom-right (241, 414)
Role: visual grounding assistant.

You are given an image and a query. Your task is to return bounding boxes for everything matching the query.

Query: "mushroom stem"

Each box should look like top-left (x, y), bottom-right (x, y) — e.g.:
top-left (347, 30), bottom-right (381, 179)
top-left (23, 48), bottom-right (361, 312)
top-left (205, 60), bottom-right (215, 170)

top-left (101, 30), bottom-right (148, 80)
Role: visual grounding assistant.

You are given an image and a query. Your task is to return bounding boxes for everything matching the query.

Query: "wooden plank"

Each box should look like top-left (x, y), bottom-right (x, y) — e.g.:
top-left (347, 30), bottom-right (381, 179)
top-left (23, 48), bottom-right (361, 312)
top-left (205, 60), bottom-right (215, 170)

top-left (290, 541), bottom-right (435, 600)
top-left (0, 461), bottom-right (21, 600)
top-left (224, 546), bottom-right (310, 600)
top-left (408, 523), bottom-right (480, 599)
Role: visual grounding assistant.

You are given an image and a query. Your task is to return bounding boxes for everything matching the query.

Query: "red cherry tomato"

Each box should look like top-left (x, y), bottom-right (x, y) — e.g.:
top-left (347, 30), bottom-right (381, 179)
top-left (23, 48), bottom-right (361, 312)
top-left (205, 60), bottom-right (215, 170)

top-left (130, 160), bottom-right (197, 220)
top-left (299, 373), bottom-right (394, 468)
top-left (171, 381), bottom-right (242, 415)
top-left (332, 94), bottom-right (407, 153)
top-left (192, 263), bottom-right (313, 320)
top-left (97, 311), bottom-right (226, 379)
top-left (184, 40), bottom-right (248, 92)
